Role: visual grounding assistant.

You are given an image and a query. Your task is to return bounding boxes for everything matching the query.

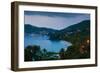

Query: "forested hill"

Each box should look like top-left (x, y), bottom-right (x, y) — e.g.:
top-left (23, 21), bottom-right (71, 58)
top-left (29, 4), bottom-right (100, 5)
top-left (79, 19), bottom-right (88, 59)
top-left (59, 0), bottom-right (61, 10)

top-left (59, 20), bottom-right (90, 41)
top-left (60, 20), bottom-right (90, 33)
top-left (47, 20), bottom-right (90, 41)
top-left (24, 24), bottom-right (58, 35)
top-left (25, 20), bottom-right (90, 35)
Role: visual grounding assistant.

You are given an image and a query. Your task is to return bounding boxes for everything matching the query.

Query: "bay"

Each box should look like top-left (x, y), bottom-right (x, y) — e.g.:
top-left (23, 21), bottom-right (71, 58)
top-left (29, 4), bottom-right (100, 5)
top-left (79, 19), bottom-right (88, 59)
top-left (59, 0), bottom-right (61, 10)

top-left (24, 34), bottom-right (72, 52)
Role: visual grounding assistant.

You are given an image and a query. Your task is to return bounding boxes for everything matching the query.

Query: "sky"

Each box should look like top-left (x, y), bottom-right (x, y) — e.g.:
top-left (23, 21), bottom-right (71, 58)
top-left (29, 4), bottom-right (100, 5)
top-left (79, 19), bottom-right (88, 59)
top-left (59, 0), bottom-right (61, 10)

top-left (24, 11), bottom-right (90, 30)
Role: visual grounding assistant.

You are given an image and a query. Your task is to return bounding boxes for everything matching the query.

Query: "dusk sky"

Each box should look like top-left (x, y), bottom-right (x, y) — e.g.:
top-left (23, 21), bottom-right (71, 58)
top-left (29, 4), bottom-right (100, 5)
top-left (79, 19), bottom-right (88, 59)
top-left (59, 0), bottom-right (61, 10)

top-left (24, 11), bottom-right (90, 30)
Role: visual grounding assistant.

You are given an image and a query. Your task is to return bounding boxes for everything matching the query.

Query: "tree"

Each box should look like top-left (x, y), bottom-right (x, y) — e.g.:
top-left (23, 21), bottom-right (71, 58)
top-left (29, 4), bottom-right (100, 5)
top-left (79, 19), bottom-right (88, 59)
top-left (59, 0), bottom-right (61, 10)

top-left (24, 46), bottom-right (33, 61)
top-left (59, 48), bottom-right (66, 59)
top-left (24, 45), bottom-right (42, 61)
top-left (30, 45), bottom-right (42, 61)
top-left (42, 48), bottom-right (47, 54)
top-left (65, 45), bottom-right (80, 59)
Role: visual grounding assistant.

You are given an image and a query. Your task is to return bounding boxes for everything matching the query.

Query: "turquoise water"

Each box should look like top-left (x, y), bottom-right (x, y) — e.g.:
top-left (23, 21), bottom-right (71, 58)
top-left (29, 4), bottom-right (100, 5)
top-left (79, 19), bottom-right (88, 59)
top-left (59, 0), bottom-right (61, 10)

top-left (24, 34), bottom-right (72, 52)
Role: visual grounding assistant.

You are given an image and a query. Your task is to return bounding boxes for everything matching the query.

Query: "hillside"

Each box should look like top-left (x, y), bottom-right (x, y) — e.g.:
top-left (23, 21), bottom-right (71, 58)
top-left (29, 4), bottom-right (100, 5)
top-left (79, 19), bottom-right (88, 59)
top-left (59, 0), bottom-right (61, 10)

top-left (24, 24), bottom-right (58, 35)
top-left (48, 20), bottom-right (90, 41)
top-left (25, 20), bottom-right (90, 35)
top-left (60, 20), bottom-right (90, 59)
top-left (61, 20), bottom-right (90, 33)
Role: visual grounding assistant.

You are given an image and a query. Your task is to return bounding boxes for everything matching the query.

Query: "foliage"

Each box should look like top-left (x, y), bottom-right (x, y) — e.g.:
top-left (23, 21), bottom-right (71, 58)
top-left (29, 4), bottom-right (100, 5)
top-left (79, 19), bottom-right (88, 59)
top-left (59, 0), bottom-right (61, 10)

top-left (24, 45), bottom-right (60, 61)
top-left (24, 45), bottom-right (42, 61)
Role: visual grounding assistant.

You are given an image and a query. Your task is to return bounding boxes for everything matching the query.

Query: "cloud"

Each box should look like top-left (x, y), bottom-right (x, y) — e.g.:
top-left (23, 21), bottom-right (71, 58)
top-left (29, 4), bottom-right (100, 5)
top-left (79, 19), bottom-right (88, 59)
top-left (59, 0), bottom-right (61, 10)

top-left (25, 13), bottom-right (90, 30)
